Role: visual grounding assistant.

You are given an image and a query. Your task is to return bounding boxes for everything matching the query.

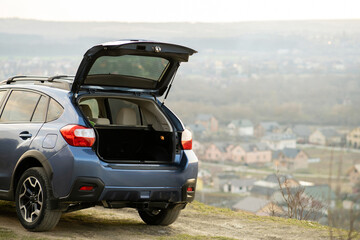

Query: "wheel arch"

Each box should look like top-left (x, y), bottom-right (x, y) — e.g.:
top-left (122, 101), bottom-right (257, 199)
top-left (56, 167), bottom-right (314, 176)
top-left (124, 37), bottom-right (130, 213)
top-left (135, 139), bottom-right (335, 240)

top-left (11, 150), bottom-right (53, 199)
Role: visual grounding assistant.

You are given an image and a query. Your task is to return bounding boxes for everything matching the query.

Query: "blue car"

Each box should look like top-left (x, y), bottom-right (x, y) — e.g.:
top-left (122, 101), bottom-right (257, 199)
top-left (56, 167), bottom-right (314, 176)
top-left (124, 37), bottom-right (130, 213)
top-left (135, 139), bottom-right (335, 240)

top-left (0, 40), bottom-right (198, 231)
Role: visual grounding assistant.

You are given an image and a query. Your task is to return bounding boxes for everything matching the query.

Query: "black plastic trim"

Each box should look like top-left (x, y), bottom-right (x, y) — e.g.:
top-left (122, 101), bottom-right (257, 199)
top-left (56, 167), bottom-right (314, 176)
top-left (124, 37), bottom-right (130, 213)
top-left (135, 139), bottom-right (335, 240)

top-left (61, 177), bottom-right (105, 202)
top-left (182, 178), bottom-right (197, 202)
top-left (0, 151), bottom-right (55, 201)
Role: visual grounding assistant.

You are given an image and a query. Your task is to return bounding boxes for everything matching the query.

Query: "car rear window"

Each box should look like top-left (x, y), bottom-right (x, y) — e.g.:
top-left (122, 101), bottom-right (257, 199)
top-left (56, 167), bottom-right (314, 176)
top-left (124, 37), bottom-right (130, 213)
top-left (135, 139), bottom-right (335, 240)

top-left (88, 55), bottom-right (169, 81)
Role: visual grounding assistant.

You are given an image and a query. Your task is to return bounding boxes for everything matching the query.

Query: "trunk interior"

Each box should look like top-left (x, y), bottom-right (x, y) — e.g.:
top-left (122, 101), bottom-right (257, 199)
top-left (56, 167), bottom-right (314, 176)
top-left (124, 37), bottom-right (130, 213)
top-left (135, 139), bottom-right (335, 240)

top-left (78, 95), bottom-right (175, 163)
top-left (96, 127), bottom-right (173, 162)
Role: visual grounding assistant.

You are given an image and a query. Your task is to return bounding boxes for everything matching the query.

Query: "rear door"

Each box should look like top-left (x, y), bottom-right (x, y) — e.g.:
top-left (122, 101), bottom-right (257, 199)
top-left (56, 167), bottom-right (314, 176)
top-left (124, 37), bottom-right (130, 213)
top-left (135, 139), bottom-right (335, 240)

top-left (0, 89), bottom-right (48, 190)
top-left (71, 40), bottom-right (197, 96)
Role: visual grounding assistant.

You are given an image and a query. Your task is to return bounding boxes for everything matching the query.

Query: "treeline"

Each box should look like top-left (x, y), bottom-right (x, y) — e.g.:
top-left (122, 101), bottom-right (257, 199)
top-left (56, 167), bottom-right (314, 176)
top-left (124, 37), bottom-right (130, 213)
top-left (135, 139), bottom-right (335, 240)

top-left (166, 73), bottom-right (360, 126)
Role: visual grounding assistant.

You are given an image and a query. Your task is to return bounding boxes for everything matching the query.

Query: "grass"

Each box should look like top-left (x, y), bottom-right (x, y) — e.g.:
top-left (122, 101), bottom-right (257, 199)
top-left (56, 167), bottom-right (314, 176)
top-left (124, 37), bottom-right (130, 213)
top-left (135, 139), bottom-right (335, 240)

top-left (300, 147), bottom-right (360, 176)
top-left (189, 201), bottom-right (339, 231)
top-left (156, 234), bottom-right (237, 240)
top-left (0, 228), bottom-right (16, 240)
top-left (189, 201), bottom-right (358, 239)
top-left (0, 198), bottom-right (354, 239)
top-left (62, 211), bottom-right (143, 226)
top-left (0, 200), bottom-right (15, 212)
top-left (0, 228), bottom-right (49, 240)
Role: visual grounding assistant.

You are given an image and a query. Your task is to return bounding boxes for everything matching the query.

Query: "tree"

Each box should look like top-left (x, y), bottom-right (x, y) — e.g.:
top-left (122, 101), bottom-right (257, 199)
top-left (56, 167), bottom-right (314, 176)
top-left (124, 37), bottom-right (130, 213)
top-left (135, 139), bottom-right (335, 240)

top-left (275, 174), bottom-right (324, 221)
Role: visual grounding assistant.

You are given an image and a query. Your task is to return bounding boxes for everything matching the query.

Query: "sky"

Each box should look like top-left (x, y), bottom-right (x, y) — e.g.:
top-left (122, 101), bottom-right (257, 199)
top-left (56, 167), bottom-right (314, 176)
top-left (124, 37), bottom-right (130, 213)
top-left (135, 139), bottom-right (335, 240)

top-left (0, 0), bottom-right (359, 22)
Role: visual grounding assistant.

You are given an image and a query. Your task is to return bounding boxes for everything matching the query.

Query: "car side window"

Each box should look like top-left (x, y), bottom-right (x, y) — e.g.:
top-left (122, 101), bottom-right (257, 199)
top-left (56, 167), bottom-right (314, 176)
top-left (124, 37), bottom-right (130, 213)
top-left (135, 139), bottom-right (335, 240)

top-left (0, 91), bottom-right (7, 105)
top-left (32, 96), bottom-right (48, 122)
top-left (46, 99), bottom-right (63, 122)
top-left (0, 90), bottom-right (41, 122)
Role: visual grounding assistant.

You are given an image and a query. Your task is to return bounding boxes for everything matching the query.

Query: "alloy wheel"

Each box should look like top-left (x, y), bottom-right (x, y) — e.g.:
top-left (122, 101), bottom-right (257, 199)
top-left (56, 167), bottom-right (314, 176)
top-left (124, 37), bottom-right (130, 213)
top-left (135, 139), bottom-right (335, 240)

top-left (18, 176), bottom-right (43, 223)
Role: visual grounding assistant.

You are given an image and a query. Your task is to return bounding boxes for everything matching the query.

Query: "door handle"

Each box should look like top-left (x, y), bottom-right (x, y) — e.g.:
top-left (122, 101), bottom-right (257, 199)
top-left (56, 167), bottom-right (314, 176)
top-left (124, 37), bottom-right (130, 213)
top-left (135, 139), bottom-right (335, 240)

top-left (19, 131), bottom-right (32, 140)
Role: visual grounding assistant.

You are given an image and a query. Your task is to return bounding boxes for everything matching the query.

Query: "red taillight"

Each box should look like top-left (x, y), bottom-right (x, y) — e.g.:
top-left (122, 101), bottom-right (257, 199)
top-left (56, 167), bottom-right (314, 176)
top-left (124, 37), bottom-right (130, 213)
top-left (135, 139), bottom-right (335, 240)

top-left (60, 125), bottom-right (95, 147)
top-left (79, 186), bottom-right (94, 191)
top-left (181, 129), bottom-right (192, 150)
top-left (187, 187), bottom-right (194, 192)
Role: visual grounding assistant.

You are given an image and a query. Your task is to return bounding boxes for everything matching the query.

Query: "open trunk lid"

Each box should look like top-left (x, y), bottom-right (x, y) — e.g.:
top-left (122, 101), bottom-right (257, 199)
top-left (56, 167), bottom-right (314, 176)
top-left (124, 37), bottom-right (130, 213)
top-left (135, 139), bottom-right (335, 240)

top-left (72, 40), bottom-right (197, 96)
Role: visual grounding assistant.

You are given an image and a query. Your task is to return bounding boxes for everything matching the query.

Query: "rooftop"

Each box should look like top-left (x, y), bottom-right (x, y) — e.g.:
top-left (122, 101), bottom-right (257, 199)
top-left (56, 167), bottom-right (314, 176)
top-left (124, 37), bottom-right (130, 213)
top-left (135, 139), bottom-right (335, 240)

top-left (239, 142), bottom-right (269, 152)
top-left (258, 121), bottom-right (280, 132)
top-left (262, 133), bottom-right (296, 141)
top-left (272, 148), bottom-right (302, 159)
top-left (196, 114), bottom-right (215, 121)
top-left (233, 196), bottom-right (271, 213)
top-left (229, 119), bottom-right (254, 128)
top-left (317, 128), bottom-right (341, 138)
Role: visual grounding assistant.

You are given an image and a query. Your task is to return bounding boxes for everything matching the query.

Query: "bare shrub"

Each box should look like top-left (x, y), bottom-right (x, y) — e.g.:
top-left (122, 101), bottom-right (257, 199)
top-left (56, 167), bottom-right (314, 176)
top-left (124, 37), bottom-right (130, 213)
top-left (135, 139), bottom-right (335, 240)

top-left (275, 174), bottom-right (325, 221)
top-left (328, 148), bottom-right (360, 240)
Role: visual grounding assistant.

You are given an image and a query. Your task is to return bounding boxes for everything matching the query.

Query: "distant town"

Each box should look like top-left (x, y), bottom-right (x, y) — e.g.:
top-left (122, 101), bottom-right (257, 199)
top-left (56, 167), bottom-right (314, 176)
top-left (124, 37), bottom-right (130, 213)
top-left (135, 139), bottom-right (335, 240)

top-left (188, 114), bottom-right (360, 226)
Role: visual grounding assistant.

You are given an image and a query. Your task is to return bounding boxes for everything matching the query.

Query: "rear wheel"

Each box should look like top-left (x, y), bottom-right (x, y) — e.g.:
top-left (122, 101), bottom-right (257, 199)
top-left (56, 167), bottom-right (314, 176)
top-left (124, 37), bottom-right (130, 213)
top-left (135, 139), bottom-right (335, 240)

top-left (138, 205), bottom-right (182, 226)
top-left (15, 167), bottom-right (62, 231)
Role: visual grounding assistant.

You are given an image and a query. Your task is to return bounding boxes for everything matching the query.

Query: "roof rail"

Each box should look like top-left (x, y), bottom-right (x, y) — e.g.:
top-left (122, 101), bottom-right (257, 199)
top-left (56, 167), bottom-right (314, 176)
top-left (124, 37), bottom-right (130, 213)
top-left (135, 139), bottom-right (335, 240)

top-left (47, 75), bottom-right (73, 82)
top-left (4, 75), bottom-right (74, 84)
top-left (6, 76), bottom-right (48, 84)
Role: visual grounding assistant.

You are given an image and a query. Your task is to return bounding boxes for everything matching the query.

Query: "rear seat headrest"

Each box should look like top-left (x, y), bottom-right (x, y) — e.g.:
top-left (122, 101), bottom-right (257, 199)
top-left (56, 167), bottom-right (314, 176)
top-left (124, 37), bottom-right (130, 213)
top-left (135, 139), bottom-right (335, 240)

top-left (93, 118), bottom-right (110, 125)
top-left (116, 108), bottom-right (137, 125)
top-left (79, 104), bottom-right (93, 119)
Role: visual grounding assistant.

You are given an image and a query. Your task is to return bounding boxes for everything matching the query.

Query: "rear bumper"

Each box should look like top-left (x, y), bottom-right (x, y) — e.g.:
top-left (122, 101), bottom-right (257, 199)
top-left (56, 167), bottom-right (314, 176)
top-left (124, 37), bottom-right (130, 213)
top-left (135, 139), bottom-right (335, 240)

top-left (61, 177), bottom-right (196, 206)
top-left (53, 147), bottom-right (198, 205)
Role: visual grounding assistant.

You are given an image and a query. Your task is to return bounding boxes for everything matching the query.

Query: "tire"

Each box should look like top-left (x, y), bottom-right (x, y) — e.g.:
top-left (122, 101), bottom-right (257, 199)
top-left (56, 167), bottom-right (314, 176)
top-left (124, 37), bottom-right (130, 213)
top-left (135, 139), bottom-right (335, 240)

top-left (138, 205), bottom-right (182, 226)
top-left (15, 167), bottom-right (62, 232)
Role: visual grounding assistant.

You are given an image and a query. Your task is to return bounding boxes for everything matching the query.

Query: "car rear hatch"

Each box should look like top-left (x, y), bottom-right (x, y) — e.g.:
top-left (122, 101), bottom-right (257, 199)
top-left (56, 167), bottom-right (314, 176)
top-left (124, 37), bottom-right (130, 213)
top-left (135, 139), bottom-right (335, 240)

top-left (71, 40), bottom-right (197, 96)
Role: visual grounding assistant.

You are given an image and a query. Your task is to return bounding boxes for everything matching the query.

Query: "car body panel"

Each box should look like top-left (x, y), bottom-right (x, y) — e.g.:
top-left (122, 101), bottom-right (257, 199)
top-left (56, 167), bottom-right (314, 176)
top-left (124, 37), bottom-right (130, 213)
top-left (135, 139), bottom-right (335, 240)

top-left (0, 122), bottom-right (43, 190)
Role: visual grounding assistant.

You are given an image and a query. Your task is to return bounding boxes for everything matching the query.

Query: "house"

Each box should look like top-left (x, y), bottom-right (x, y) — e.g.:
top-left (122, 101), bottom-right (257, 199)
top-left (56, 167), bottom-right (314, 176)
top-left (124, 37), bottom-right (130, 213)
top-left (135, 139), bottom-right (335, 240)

top-left (281, 126), bottom-right (294, 135)
top-left (265, 173), bottom-right (300, 188)
top-left (309, 128), bottom-right (342, 146)
top-left (195, 114), bottom-right (219, 133)
top-left (203, 143), bottom-right (229, 162)
top-left (250, 180), bottom-right (279, 198)
top-left (227, 143), bottom-right (271, 165)
top-left (240, 143), bottom-right (272, 165)
top-left (271, 184), bottom-right (335, 219)
top-left (254, 121), bottom-right (280, 138)
top-left (272, 148), bottom-right (309, 171)
top-left (250, 174), bottom-right (300, 198)
top-left (226, 144), bottom-right (247, 162)
top-left (292, 125), bottom-right (312, 143)
top-left (347, 127), bottom-right (360, 149)
top-left (186, 123), bottom-right (206, 139)
top-left (227, 119), bottom-right (254, 136)
top-left (221, 178), bottom-right (257, 194)
top-left (232, 196), bottom-right (284, 216)
top-left (213, 173), bottom-right (241, 190)
top-left (303, 185), bottom-right (336, 208)
top-left (197, 169), bottom-right (212, 187)
top-left (347, 164), bottom-right (360, 186)
top-left (261, 133), bottom-right (296, 150)
top-left (192, 140), bottom-right (205, 158)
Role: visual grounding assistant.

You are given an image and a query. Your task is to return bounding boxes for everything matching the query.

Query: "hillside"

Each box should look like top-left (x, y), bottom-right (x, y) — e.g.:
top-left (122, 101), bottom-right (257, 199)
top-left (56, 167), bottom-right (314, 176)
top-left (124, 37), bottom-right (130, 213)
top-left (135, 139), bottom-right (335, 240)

top-left (0, 19), bottom-right (359, 126)
top-left (0, 200), bottom-right (341, 240)
top-left (1, 19), bottom-right (360, 56)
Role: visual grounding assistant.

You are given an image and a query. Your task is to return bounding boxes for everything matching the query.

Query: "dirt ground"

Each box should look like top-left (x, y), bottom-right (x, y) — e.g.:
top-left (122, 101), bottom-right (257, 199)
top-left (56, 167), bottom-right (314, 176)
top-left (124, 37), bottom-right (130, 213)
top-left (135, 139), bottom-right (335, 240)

top-left (0, 201), bottom-right (343, 240)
